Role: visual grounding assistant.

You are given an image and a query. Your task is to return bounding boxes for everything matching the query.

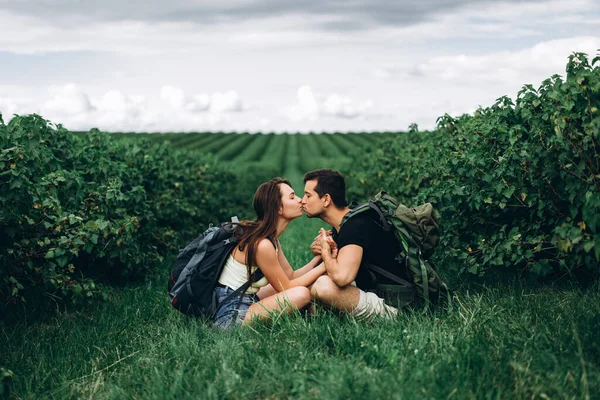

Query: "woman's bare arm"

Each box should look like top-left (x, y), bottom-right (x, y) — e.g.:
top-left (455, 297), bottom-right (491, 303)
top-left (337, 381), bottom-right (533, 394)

top-left (256, 239), bottom-right (326, 292)
top-left (276, 244), bottom-right (321, 279)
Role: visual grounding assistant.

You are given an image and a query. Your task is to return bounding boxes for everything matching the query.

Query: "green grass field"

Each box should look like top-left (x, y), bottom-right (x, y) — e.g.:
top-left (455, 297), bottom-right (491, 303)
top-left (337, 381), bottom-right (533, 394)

top-left (1, 208), bottom-right (599, 399)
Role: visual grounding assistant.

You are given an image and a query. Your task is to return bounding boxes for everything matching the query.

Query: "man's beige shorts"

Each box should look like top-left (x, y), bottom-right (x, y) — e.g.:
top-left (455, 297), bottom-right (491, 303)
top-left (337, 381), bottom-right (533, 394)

top-left (350, 287), bottom-right (398, 322)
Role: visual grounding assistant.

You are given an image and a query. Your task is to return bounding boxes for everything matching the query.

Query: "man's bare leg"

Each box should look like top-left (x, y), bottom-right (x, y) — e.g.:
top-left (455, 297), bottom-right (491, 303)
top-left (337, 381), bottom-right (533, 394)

top-left (310, 275), bottom-right (360, 312)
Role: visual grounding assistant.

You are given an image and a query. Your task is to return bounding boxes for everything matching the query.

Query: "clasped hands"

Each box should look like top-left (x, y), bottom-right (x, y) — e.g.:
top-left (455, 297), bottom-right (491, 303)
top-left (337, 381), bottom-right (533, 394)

top-left (311, 228), bottom-right (338, 259)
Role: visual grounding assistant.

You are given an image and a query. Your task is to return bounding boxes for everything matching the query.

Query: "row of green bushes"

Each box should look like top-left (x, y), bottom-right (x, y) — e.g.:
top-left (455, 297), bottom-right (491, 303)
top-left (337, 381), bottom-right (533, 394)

top-left (0, 114), bottom-right (269, 318)
top-left (347, 53), bottom-right (600, 283)
top-left (2, 52), bottom-right (597, 319)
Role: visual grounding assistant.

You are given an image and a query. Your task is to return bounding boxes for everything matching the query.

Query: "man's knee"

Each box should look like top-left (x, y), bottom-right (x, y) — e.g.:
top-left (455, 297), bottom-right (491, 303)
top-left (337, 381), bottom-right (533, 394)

top-left (311, 275), bottom-right (338, 301)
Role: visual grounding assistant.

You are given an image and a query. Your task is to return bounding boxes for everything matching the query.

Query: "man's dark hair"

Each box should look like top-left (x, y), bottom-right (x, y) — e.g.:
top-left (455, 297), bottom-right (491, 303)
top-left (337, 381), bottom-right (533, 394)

top-left (303, 169), bottom-right (348, 208)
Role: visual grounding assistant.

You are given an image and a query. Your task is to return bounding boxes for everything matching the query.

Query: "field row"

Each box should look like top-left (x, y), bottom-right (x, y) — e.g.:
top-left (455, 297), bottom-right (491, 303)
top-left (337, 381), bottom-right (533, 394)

top-left (112, 132), bottom-right (391, 175)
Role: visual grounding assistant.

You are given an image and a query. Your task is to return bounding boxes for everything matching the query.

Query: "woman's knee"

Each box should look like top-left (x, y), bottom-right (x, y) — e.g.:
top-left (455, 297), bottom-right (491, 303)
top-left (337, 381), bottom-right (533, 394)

top-left (288, 286), bottom-right (311, 307)
top-left (311, 275), bottom-right (336, 300)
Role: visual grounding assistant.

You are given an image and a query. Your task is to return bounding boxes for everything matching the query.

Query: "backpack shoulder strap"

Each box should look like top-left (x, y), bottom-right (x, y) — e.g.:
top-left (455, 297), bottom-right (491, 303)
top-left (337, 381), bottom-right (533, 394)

top-left (266, 235), bottom-right (278, 250)
top-left (212, 268), bottom-right (264, 316)
top-left (340, 203), bottom-right (368, 227)
top-left (365, 263), bottom-right (413, 288)
top-left (340, 201), bottom-right (391, 231)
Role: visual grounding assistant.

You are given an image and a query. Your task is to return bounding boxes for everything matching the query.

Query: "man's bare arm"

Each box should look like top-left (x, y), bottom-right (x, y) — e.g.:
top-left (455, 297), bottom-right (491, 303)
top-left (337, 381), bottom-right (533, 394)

top-left (319, 229), bottom-right (361, 287)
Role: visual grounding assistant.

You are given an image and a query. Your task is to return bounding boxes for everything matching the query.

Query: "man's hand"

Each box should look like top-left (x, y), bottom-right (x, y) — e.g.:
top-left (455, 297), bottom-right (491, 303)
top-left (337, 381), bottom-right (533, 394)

top-left (319, 228), bottom-right (338, 259)
top-left (310, 228), bottom-right (337, 256)
top-left (310, 228), bottom-right (338, 258)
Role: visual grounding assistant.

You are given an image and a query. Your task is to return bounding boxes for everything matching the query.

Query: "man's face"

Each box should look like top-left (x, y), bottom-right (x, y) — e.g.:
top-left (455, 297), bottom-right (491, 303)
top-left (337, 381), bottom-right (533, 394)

top-left (302, 179), bottom-right (326, 218)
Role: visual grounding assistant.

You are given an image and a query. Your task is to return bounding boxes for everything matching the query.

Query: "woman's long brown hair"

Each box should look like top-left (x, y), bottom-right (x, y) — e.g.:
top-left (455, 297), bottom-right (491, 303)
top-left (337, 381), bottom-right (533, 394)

top-left (234, 177), bottom-right (291, 280)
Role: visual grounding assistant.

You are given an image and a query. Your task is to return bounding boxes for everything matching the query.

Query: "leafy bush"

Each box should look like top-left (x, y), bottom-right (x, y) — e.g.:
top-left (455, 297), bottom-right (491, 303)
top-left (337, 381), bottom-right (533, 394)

top-left (347, 52), bottom-right (600, 283)
top-left (0, 114), bottom-right (253, 316)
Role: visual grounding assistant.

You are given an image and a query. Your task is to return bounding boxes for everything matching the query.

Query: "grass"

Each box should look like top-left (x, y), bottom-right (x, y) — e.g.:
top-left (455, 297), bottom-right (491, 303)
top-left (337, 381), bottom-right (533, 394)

top-left (2, 280), bottom-right (598, 399)
top-left (2, 177), bottom-right (599, 399)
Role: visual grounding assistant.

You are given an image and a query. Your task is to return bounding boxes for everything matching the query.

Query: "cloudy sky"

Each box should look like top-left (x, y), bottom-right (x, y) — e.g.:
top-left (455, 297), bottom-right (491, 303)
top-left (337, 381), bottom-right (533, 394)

top-left (0, 0), bottom-right (599, 133)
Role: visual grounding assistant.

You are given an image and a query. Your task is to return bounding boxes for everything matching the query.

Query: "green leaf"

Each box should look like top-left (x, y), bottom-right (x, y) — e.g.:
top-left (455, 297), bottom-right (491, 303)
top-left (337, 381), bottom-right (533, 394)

top-left (583, 241), bottom-right (594, 252)
top-left (531, 260), bottom-right (552, 276)
top-left (56, 256), bottom-right (69, 268)
top-left (554, 125), bottom-right (563, 138)
top-left (96, 220), bottom-right (109, 231)
top-left (452, 186), bottom-right (465, 196)
top-left (45, 250), bottom-right (55, 259)
top-left (502, 187), bottom-right (515, 199)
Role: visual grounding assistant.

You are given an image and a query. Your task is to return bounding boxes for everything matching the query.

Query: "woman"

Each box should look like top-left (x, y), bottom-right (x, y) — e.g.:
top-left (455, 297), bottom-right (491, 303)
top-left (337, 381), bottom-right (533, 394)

top-left (213, 177), bottom-right (326, 329)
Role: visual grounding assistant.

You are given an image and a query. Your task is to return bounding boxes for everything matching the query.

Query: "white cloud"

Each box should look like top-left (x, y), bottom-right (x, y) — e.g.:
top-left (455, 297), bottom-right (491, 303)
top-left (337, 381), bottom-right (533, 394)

top-left (284, 86), bottom-right (373, 121)
top-left (323, 94), bottom-right (373, 118)
top-left (160, 85), bottom-right (187, 110)
top-left (99, 90), bottom-right (145, 112)
top-left (29, 85), bottom-right (153, 131)
top-left (374, 36), bottom-right (600, 87)
top-left (90, 90), bottom-right (152, 131)
top-left (0, 97), bottom-right (19, 121)
top-left (185, 94), bottom-right (211, 112)
top-left (42, 83), bottom-right (94, 115)
top-left (291, 86), bottom-right (319, 120)
top-left (160, 86), bottom-right (243, 113)
top-left (210, 91), bottom-right (243, 113)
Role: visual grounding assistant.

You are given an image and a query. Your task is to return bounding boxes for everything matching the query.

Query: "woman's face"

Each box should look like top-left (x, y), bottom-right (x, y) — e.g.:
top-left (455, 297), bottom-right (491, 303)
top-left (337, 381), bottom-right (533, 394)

top-left (279, 183), bottom-right (303, 220)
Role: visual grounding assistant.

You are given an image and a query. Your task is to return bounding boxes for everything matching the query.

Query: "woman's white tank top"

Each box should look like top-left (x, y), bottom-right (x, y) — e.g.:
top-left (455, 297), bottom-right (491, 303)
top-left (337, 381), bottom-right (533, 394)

top-left (217, 245), bottom-right (275, 294)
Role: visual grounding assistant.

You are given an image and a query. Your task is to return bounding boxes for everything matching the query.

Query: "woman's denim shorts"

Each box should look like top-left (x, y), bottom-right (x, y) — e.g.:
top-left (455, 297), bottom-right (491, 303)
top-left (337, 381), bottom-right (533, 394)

top-left (212, 285), bottom-right (259, 329)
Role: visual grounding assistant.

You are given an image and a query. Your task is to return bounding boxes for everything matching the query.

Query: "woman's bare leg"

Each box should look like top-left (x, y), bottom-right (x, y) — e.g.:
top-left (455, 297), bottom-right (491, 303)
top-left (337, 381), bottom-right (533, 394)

top-left (244, 286), bottom-right (311, 323)
top-left (256, 284), bottom-right (278, 300)
top-left (257, 262), bottom-right (325, 300)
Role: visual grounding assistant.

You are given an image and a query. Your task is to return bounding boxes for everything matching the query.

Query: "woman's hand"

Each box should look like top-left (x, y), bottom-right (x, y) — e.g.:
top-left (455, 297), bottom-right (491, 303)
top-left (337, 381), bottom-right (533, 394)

top-left (310, 236), bottom-right (322, 256)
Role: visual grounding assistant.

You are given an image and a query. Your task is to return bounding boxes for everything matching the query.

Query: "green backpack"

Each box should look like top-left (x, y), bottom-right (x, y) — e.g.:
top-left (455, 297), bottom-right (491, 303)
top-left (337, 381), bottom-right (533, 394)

top-left (341, 191), bottom-right (451, 308)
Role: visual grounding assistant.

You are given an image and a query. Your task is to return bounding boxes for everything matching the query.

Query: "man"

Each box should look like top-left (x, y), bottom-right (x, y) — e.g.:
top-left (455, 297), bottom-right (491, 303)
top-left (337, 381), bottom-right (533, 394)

top-left (302, 169), bottom-right (411, 321)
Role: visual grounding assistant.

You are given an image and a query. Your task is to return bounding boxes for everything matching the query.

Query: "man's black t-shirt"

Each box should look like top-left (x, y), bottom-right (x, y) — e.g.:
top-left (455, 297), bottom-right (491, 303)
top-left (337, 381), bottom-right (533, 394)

top-left (332, 210), bottom-right (407, 290)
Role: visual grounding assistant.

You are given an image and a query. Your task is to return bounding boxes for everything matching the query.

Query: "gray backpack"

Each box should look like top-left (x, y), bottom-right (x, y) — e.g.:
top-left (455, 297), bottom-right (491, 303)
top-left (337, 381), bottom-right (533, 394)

top-left (168, 218), bottom-right (263, 318)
